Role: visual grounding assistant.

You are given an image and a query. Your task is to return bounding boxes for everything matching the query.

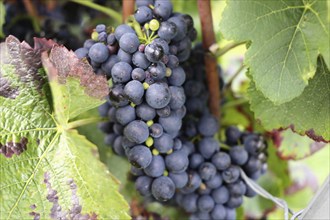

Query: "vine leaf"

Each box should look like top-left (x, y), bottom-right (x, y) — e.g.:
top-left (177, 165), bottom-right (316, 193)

top-left (248, 56), bottom-right (330, 142)
top-left (0, 36), bottom-right (130, 219)
top-left (277, 130), bottom-right (327, 160)
top-left (0, 1), bottom-right (5, 38)
top-left (220, 0), bottom-right (329, 104)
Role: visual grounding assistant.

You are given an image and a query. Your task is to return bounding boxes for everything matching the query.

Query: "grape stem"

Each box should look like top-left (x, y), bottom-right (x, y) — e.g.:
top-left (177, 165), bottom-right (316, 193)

top-left (211, 41), bottom-right (246, 57)
top-left (22, 0), bottom-right (41, 33)
top-left (197, 0), bottom-right (220, 118)
top-left (122, 0), bottom-right (135, 22)
top-left (70, 0), bottom-right (122, 23)
top-left (67, 117), bottom-right (106, 129)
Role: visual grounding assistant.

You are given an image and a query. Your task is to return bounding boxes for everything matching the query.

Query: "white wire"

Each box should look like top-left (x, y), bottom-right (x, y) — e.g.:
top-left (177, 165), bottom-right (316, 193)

top-left (239, 168), bottom-right (304, 220)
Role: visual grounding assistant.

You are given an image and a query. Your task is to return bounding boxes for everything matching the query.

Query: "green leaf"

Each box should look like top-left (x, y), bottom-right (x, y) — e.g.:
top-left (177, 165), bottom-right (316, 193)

top-left (220, 0), bottom-right (329, 104)
top-left (278, 129), bottom-right (327, 160)
top-left (0, 36), bottom-right (130, 219)
top-left (248, 56), bottom-right (330, 142)
top-left (0, 0), bottom-right (5, 38)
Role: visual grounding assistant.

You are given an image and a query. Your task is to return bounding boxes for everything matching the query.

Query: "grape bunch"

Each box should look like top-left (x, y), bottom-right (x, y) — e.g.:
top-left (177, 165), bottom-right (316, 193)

top-left (76, 0), bottom-right (197, 202)
top-left (168, 47), bottom-right (268, 220)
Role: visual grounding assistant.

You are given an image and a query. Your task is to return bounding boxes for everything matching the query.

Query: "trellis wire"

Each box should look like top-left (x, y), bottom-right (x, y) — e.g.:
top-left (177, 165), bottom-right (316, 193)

top-left (240, 168), bottom-right (305, 220)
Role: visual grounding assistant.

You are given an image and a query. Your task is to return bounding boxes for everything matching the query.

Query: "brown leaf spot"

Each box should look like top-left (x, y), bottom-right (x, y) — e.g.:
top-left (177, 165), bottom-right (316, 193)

top-left (0, 77), bottom-right (19, 99)
top-left (44, 173), bottom-right (98, 220)
top-left (41, 46), bottom-right (108, 100)
top-left (5, 36), bottom-right (45, 91)
top-left (0, 137), bottom-right (28, 158)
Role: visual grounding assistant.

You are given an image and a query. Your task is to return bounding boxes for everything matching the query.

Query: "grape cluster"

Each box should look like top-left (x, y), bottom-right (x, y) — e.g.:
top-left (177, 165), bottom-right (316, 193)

top-left (75, 0), bottom-right (269, 217)
top-left (168, 47), bottom-right (268, 220)
top-left (77, 0), bottom-right (197, 202)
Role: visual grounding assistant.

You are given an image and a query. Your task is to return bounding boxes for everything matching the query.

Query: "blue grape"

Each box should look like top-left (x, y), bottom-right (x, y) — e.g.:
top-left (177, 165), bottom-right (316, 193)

top-left (211, 186), bottom-right (229, 204)
top-left (243, 156), bottom-right (261, 174)
top-left (222, 166), bottom-right (240, 184)
top-left (88, 42), bottom-right (109, 63)
top-left (198, 162), bottom-right (217, 181)
top-left (95, 24), bottom-right (106, 33)
top-left (115, 105), bottom-right (136, 126)
top-left (134, 6), bottom-right (153, 24)
top-left (167, 16), bottom-right (187, 42)
top-left (144, 155), bottom-right (165, 177)
top-left (148, 62), bottom-right (166, 80)
top-left (180, 171), bottom-right (201, 194)
top-left (173, 138), bottom-right (182, 150)
top-left (158, 21), bottom-right (177, 41)
top-left (151, 176), bottom-right (175, 201)
top-left (113, 136), bottom-right (125, 156)
top-left (158, 112), bottom-right (182, 134)
top-left (226, 208), bottom-right (236, 220)
top-left (227, 181), bottom-right (246, 196)
top-left (132, 51), bottom-right (151, 69)
top-left (153, 38), bottom-right (170, 55)
top-left (114, 24), bottom-right (135, 40)
top-left (156, 106), bottom-right (171, 117)
top-left (144, 43), bottom-right (164, 62)
top-left (111, 61), bottom-right (132, 83)
top-left (124, 120), bottom-right (149, 144)
top-left (117, 49), bottom-right (132, 64)
top-left (83, 39), bottom-right (95, 49)
top-left (211, 152), bottom-right (231, 170)
top-left (145, 83), bottom-right (171, 109)
top-left (124, 80), bottom-right (144, 104)
top-left (153, 0), bottom-right (173, 20)
top-left (169, 86), bottom-right (186, 110)
top-left (225, 196), bottom-right (243, 208)
top-left (181, 141), bottom-right (195, 156)
top-left (205, 173), bottom-right (222, 189)
top-left (98, 102), bottom-right (110, 117)
top-left (198, 137), bottom-right (219, 159)
top-left (154, 133), bottom-right (173, 153)
top-left (135, 175), bottom-right (153, 196)
top-left (101, 55), bottom-right (120, 76)
top-left (131, 68), bottom-right (146, 81)
top-left (149, 123), bottom-right (164, 138)
top-left (136, 0), bottom-right (153, 7)
top-left (225, 126), bottom-right (241, 145)
top-left (189, 153), bottom-right (204, 169)
top-left (245, 184), bottom-right (257, 197)
top-left (182, 193), bottom-right (199, 213)
top-left (197, 195), bottom-right (215, 212)
top-left (98, 32), bottom-right (107, 42)
top-left (104, 133), bottom-right (117, 146)
top-left (107, 33), bottom-right (116, 45)
top-left (211, 204), bottom-right (226, 220)
top-left (119, 33), bottom-right (139, 54)
top-left (229, 146), bottom-right (249, 165)
top-left (168, 67), bottom-right (186, 86)
top-left (131, 166), bottom-right (144, 176)
top-left (136, 103), bottom-right (156, 121)
top-left (109, 84), bottom-right (128, 106)
top-left (165, 150), bottom-right (189, 173)
top-left (74, 47), bottom-right (88, 59)
top-left (197, 114), bottom-right (219, 137)
top-left (127, 145), bottom-right (152, 168)
top-left (169, 172), bottom-right (188, 188)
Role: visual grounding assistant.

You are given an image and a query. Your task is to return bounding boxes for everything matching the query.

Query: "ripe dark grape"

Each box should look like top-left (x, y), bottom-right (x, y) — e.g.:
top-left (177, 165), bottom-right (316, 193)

top-left (88, 42), bottom-right (109, 63)
top-left (144, 155), bottom-right (165, 177)
top-left (127, 145), bottom-right (152, 168)
top-left (151, 176), bottom-right (176, 201)
top-left (135, 175), bottom-right (153, 196)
